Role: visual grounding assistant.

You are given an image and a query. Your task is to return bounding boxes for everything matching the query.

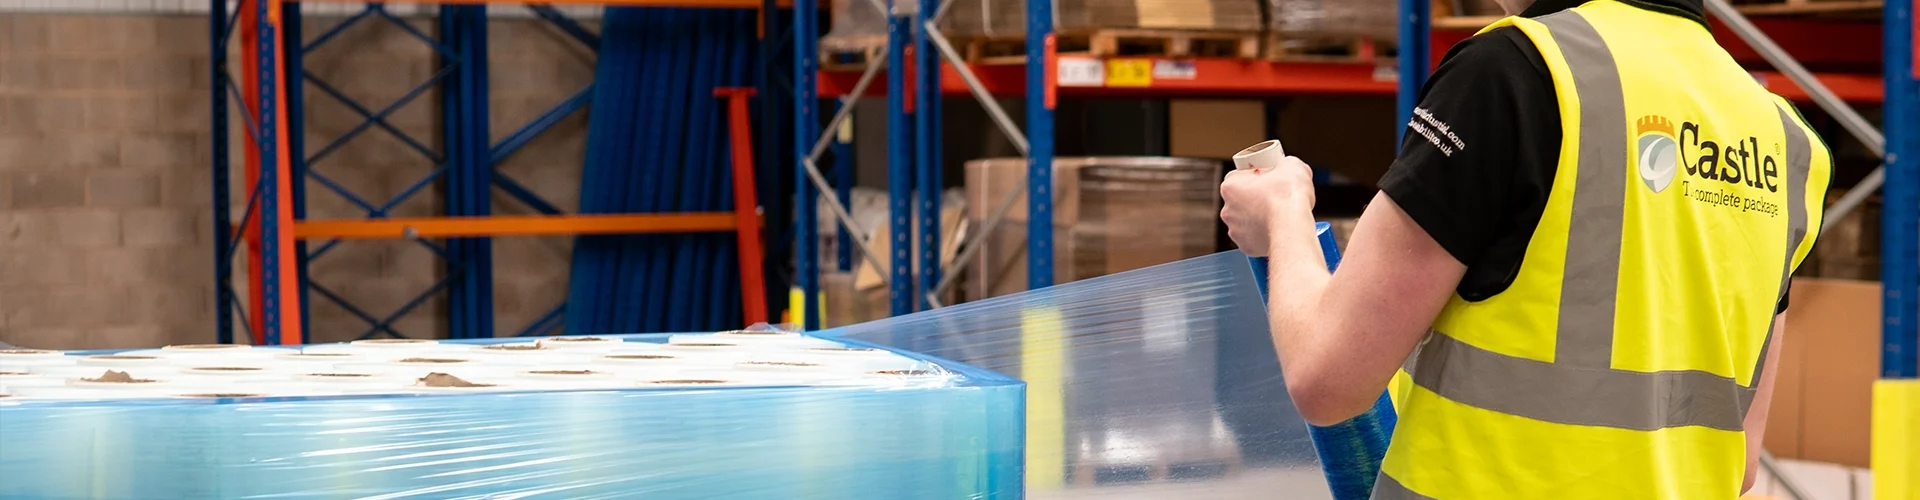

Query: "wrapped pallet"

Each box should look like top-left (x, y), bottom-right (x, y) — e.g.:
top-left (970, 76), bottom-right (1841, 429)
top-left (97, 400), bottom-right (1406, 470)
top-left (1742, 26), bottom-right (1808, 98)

top-left (942, 0), bottom-right (1262, 38)
top-left (963, 157), bottom-right (1222, 301)
top-left (820, 0), bottom-right (891, 52)
top-left (1269, 0), bottom-right (1396, 41)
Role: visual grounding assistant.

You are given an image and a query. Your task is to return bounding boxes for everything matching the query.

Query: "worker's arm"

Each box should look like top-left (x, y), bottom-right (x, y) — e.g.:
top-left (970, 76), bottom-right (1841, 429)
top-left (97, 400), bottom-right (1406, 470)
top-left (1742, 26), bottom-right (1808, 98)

top-left (1221, 164), bottom-right (1466, 426)
top-left (1742, 313), bottom-right (1788, 494)
top-left (1219, 29), bottom-right (1547, 426)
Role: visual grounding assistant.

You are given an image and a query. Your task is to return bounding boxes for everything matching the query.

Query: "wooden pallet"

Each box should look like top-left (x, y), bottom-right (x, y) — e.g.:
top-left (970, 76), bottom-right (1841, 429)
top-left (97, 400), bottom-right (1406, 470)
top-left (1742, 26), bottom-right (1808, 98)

top-left (820, 37), bottom-right (887, 70)
top-left (962, 29), bottom-right (1261, 64)
top-left (1264, 34), bottom-right (1393, 63)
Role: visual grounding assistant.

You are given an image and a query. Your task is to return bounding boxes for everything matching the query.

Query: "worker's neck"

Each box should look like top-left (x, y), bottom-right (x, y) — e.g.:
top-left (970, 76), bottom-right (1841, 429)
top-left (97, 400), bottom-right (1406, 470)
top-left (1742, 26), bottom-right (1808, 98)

top-left (1495, 0), bottom-right (1539, 15)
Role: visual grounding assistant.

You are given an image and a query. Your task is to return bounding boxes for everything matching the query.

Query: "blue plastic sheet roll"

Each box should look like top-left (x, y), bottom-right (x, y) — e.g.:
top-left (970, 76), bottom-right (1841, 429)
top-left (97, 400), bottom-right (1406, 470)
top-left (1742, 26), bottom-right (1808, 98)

top-left (1247, 222), bottom-right (1397, 500)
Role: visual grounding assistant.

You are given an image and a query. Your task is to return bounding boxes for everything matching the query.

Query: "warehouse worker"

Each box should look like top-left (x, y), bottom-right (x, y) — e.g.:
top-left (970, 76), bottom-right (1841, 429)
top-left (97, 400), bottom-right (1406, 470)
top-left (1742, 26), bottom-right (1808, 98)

top-left (1218, 0), bottom-right (1832, 497)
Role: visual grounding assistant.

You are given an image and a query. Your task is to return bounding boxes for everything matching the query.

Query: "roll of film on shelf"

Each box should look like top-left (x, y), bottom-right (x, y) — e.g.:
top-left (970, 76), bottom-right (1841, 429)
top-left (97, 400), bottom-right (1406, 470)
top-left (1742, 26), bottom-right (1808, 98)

top-left (1233, 139), bottom-right (1396, 500)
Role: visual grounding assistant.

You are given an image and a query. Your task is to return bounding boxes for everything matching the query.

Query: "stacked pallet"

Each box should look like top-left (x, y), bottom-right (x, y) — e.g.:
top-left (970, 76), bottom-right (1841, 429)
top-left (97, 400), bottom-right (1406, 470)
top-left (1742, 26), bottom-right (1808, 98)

top-left (1265, 0), bottom-right (1396, 61)
top-left (819, 0), bottom-right (892, 68)
top-left (943, 0), bottom-right (1264, 60)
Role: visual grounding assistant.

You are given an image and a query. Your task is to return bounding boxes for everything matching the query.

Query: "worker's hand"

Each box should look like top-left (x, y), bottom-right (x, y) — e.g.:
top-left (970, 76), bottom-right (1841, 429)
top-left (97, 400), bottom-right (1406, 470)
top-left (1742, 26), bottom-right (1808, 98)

top-left (1220, 155), bottom-right (1316, 257)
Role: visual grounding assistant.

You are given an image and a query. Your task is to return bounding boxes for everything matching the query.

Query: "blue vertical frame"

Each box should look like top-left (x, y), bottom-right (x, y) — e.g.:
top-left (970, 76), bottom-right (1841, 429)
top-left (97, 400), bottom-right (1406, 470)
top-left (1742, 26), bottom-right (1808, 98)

top-left (1025, 0), bottom-right (1054, 290)
top-left (211, 0), bottom-right (234, 344)
top-left (255, 0), bottom-right (289, 345)
top-left (442, 5), bottom-right (495, 339)
top-left (886, 0), bottom-right (915, 316)
top-left (915, 0), bottom-right (943, 312)
top-left (833, 102), bottom-right (856, 273)
top-left (1884, 0), bottom-right (1919, 378)
top-left (795, 0), bottom-right (823, 329)
top-left (1395, 0), bottom-right (1430, 144)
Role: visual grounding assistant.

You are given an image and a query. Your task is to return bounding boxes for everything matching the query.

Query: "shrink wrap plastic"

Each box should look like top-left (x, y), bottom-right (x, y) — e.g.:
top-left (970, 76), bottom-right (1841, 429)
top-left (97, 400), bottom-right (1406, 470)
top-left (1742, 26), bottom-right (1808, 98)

top-left (1270, 0), bottom-right (1396, 42)
top-left (0, 333), bottom-right (1024, 499)
top-left (0, 249), bottom-right (1345, 498)
top-left (823, 250), bottom-right (1338, 498)
top-left (820, 0), bottom-right (891, 51)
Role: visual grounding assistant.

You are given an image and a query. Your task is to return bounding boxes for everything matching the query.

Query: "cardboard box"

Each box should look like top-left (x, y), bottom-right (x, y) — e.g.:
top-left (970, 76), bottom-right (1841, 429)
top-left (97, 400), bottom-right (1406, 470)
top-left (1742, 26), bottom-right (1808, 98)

top-left (963, 157), bottom-right (1222, 300)
top-left (1169, 100), bottom-right (1266, 160)
top-left (1767, 277), bottom-right (1882, 468)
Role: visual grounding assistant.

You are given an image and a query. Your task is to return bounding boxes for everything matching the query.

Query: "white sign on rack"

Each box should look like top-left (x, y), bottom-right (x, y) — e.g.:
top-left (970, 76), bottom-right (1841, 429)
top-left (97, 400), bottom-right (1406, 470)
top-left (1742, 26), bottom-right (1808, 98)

top-left (1152, 60), bottom-right (1197, 80)
top-left (1056, 57), bottom-right (1105, 87)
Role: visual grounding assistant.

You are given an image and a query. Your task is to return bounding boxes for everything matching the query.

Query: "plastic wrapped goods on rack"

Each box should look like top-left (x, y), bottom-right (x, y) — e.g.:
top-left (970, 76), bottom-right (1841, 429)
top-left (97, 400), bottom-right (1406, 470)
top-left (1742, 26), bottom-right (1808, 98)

top-left (941, 0), bottom-right (1262, 37)
top-left (1269, 0), bottom-right (1398, 41)
top-left (965, 157), bottom-right (1223, 302)
top-left (0, 333), bottom-right (1024, 499)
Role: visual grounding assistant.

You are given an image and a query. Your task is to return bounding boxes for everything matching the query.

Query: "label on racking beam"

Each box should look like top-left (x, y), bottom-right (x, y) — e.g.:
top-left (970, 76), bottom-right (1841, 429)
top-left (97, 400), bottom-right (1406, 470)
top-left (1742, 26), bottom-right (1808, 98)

top-left (1105, 59), bottom-right (1154, 87)
top-left (1152, 60), bottom-right (1197, 80)
top-left (1057, 57), bottom-right (1105, 87)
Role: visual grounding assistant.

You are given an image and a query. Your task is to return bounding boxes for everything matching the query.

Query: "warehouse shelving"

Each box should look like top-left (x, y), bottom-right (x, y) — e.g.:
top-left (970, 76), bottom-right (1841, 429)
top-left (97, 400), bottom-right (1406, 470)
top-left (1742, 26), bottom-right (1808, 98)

top-left (814, 59), bottom-right (1886, 101)
top-left (790, 0), bottom-right (1912, 336)
top-left (210, 0), bottom-right (776, 345)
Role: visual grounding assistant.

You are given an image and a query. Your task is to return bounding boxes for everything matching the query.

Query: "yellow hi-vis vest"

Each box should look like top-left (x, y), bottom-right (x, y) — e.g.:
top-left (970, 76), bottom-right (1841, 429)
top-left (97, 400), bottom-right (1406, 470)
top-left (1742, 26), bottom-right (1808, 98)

top-left (1373, 2), bottom-right (1832, 499)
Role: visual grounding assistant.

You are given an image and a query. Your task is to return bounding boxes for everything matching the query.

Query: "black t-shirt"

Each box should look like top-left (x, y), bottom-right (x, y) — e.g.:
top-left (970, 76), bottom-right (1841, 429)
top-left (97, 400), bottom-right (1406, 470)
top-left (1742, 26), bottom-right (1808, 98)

top-left (1377, 0), bottom-right (1794, 313)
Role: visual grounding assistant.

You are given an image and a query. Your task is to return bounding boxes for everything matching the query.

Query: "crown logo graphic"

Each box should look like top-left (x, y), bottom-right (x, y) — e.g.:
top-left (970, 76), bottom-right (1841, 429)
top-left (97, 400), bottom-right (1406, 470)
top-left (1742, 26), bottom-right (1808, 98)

top-left (1637, 115), bottom-right (1675, 137)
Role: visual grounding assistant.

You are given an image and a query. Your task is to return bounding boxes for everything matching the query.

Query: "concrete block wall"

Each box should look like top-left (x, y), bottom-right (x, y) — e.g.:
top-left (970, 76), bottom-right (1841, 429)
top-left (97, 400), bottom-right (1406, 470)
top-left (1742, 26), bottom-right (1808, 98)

top-left (0, 14), bottom-right (215, 349)
top-left (0, 12), bottom-right (593, 349)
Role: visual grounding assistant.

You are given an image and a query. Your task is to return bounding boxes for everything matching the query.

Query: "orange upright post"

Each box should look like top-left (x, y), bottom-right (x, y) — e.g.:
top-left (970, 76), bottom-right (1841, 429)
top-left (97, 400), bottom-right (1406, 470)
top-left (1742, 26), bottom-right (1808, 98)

top-left (717, 88), bottom-right (769, 325)
top-left (238, 0), bottom-right (267, 344)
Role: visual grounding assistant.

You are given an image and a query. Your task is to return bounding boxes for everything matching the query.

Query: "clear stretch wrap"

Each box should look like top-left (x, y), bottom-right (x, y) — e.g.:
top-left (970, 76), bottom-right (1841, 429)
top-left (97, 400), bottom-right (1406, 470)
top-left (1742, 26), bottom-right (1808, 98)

top-left (0, 250), bottom-right (1340, 498)
top-left (824, 250), bottom-right (1336, 498)
top-left (1269, 0), bottom-right (1397, 42)
top-left (941, 0), bottom-right (1263, 38)
top-left (820, 0), bottom-right (890, 51)
top-left (0, 334), bottom-right (1024, 499)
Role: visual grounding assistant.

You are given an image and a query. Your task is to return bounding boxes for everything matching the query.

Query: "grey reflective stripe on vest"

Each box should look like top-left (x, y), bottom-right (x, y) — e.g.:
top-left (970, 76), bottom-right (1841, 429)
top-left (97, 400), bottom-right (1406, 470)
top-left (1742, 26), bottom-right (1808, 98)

top-left (1398, 10), bottom-right (1816, 434)
top-left (1549, 11), bottom-right (1629, 369)
top-left (1750, 105), bottom-right (1814, 396)
top-left (1414, 331), bottom-right (1755, 431)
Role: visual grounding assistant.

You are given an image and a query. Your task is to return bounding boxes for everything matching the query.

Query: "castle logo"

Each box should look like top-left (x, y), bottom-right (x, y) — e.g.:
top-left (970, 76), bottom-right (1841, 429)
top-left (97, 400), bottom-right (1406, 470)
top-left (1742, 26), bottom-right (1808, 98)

top-left (1636, 115), bottom-right (1679, 193)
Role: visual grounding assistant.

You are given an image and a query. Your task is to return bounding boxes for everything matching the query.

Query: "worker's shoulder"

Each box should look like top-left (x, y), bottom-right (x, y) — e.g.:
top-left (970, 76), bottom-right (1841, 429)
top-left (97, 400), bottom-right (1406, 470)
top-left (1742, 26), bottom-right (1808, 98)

top-left (1425, 26), bottom-right (1555, 100)
top-left (1442, 26), bottom-right (1549, 74)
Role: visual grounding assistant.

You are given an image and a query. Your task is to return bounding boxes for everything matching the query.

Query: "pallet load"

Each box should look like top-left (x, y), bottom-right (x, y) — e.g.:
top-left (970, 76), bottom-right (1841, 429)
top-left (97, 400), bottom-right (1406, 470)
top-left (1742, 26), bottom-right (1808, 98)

top-left (941, 0), bottom-right (1263, 60)
top-left (963, 157), bottom-right (1222, 300)
top-left (0, 331), bottom-right (1024, 499)
top-left (820, 0), bottom-right (891, 68)
top-left (1266, 0), bottom-right (1396, 61)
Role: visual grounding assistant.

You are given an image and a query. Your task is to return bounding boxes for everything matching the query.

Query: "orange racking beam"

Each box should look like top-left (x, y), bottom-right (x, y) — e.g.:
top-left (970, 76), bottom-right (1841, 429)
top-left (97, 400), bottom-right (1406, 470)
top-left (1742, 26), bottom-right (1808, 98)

top-left (293, 213), bottom-right (755, 240)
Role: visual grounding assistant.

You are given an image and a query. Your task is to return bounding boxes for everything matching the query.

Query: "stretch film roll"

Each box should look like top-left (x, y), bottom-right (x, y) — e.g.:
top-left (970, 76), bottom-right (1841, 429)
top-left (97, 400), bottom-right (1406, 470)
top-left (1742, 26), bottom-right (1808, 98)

top-left (1237, 140), bottom-right (1394, 499)
top-left (826, 250), bottom-right (1336, 498)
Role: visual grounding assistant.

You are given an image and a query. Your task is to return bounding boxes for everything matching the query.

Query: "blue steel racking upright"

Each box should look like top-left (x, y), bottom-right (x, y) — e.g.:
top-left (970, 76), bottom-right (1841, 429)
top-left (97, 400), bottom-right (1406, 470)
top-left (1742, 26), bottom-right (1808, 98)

top-left (790, 0), bottom-right (1057, 329)
top-left (1882, 0), bottom-right (1917, 378)
top-left (212, 0), bottom-right (779, 345)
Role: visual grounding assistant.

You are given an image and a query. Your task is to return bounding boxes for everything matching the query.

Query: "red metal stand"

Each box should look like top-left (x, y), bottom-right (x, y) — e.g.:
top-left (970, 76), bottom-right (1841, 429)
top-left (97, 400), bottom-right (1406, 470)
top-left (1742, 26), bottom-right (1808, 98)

top-left (718, 87), bottom-right (770, 325)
